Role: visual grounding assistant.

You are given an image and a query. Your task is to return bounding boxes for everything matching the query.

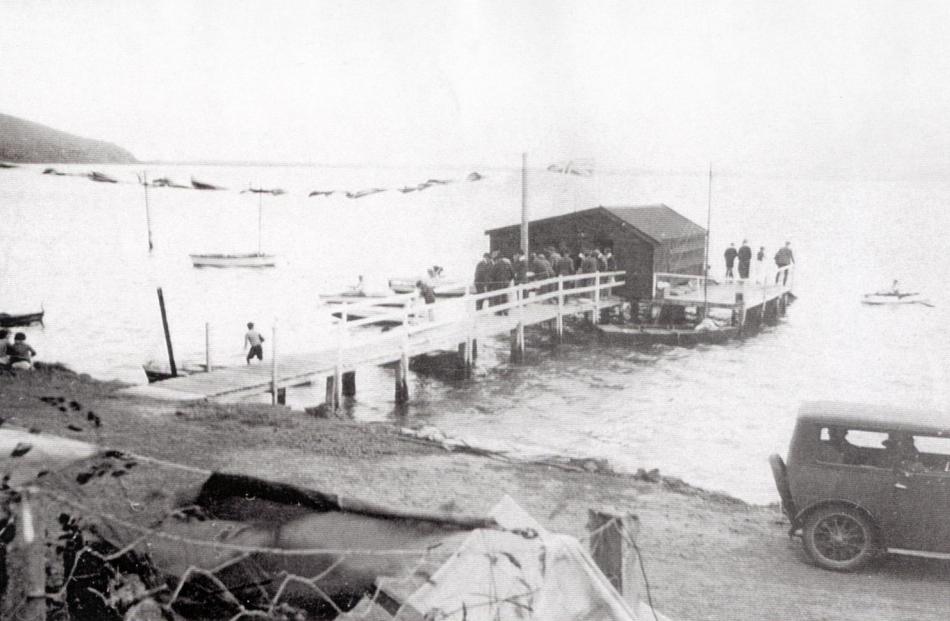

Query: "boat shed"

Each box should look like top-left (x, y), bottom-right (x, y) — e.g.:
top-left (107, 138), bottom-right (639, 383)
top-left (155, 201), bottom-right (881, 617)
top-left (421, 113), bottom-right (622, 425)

top-left (485, 204), bottom-right (706, 299)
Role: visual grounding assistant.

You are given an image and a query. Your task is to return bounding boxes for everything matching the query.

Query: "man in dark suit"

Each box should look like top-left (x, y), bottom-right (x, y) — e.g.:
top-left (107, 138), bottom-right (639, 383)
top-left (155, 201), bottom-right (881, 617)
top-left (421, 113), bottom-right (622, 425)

top-left (474, 253), bottom-right (492, 310)
top-left (737, 240), bottom-right (752, 280)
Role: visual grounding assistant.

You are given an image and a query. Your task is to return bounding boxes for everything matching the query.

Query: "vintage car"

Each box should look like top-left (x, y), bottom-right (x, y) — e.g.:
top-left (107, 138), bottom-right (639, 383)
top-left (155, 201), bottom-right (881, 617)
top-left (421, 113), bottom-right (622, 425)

top-left (770, 401), bottom-right (950, 571)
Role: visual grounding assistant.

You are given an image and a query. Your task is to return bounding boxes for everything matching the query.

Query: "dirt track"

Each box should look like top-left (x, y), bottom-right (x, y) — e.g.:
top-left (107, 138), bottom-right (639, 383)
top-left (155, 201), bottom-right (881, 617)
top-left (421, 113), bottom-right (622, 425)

top-left (1, 366), bottom-right (948, 620)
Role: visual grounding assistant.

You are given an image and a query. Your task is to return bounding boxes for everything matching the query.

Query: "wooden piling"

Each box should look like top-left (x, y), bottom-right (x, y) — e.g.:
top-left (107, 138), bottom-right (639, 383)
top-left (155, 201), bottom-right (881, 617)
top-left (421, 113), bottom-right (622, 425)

top-left (735, 292), bottom-right (746, 337)
top-left (205, 322), bottom-right (212, 372)
top-left (325, 376), bottom-right (338, 409)
top-left (395, 352), bottom-right (409, 403)
top-left (270, 322), bottom-right (278, 405)
top-left (276, 388), bottom-right (286, 405)
top-left (342, 370), bottom-right (356, 397)
top-left (587, 509), bottom-right (642, 606)
top-left (156, 287), bottom-right (177, 377)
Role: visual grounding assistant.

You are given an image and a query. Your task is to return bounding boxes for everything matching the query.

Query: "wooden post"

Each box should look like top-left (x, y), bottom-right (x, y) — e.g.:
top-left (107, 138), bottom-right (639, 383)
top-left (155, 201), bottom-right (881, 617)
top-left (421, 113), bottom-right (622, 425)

top-left (325, 376), bottom-right (337, 408)
top-left (156, 287), bottom-right (177, 377)
top-left (396, 351), bottom-right (409, 403)
top-left (142, 171), bottom-right (153, 253)
top-left (205, 322), bottom-right (212, 372)
top-left (20, 487), bottom-right (47, 621)
top-left (334, 309), bottom-right (345, 409)
top-left (512, 287), bottom-right (525, 362)
top-left (342, 371), bottom-right (356, 397)
top-left (735, 292), bottom-right (746, 336)
top-left (270, 322), bottom-right (278, 405)
top-left (587, 509), bottom-right (642, 606)
top-left (556, 274), bottom-right (564, 342)
top-left (594, 273), bottom-right (602, 322)
top-left (276, 388), bottom-right (286, 405)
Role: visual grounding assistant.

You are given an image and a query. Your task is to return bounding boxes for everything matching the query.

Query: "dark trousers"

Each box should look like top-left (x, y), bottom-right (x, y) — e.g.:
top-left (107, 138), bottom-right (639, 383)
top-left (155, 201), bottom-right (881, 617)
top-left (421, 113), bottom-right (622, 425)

top-left (738, 262), bottom-right (750, 279)
top-left (775, 266), bottom-right (789, 284)
top-left (476, 284), bottom-right (487, 309)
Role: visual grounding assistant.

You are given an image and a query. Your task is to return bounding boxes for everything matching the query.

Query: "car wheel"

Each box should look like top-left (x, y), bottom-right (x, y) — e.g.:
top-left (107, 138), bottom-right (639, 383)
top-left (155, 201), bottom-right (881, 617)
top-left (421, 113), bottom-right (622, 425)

top-left (802, 505), bottom-right (877, 572)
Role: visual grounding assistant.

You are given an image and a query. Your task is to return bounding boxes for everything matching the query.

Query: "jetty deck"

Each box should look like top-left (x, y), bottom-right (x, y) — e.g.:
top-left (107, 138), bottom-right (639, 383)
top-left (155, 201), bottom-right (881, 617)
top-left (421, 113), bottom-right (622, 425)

top-left (651, 267), bottom-right (794, 309)
top-left (120, 272), bottom-right (626, 405)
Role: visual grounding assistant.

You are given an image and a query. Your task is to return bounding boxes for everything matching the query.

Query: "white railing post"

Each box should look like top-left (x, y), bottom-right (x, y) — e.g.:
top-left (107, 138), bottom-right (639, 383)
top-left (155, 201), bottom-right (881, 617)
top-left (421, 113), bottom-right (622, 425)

top-left (556, 274), bottom-right (564, 340)
top-left (593, 272), bottom-right (601, 324)
top-left (652, 272), bottom-right (658, 298)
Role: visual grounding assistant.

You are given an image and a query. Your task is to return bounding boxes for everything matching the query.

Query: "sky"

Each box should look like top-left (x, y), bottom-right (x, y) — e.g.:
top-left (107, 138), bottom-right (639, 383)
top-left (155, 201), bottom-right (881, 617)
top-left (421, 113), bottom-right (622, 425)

top-left (3, 0), bottom-right (950, 174)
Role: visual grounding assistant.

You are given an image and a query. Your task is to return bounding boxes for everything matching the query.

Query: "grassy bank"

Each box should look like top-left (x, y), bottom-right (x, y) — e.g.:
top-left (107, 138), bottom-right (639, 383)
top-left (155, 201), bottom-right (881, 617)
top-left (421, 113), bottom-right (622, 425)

top-left (1, 365), bottom-right (949, 620)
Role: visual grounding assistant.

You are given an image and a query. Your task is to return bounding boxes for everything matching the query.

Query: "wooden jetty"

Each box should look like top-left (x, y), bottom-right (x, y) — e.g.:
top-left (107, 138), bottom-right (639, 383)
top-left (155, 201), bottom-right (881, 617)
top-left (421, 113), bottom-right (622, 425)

top-left (120, 271), bottom-right (626, 407)
top-left (599, 265), bottom-right (795, 345)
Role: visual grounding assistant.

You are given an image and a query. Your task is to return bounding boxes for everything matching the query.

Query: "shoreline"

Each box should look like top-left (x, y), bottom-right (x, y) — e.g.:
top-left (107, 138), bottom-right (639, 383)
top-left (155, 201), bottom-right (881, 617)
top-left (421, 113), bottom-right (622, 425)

top-left (2, 364), bottom-right (949, 620)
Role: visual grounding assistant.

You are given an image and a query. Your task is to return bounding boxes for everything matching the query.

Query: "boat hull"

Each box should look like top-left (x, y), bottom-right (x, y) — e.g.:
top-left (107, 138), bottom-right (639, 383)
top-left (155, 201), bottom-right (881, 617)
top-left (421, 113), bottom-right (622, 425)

top-left (0, 311), bottom-right (44, 328)
top-left (190, 253), bottom-right (276, 268)
top-left (861, 294), bottom-right (927, 306)
top-left (597, 323), bottom-right (739, 346)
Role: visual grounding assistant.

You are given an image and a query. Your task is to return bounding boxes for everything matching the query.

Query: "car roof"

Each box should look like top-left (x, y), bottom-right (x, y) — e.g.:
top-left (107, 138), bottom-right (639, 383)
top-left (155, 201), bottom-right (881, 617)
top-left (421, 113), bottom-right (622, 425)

top-left (798, 401), bottom-right (950, 436)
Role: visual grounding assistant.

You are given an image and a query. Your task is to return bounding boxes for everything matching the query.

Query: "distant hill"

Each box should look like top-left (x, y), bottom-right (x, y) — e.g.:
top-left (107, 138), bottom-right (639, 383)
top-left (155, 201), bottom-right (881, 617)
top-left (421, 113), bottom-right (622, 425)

top-left (0, 113), bottom-right (137, 164)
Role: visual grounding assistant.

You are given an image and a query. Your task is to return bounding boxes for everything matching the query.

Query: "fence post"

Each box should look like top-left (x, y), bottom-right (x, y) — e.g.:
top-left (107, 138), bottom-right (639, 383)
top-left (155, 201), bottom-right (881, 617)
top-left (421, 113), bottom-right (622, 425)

top-left (20, 487), bottom-right (47, 621)
top-left (587, 509), bottom-right (642, 607)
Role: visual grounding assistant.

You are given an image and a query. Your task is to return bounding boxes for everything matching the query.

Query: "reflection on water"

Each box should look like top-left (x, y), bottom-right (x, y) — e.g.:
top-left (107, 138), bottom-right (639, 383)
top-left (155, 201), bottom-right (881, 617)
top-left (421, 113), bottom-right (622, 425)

top-left (1, 163), bottom-right (948, 503)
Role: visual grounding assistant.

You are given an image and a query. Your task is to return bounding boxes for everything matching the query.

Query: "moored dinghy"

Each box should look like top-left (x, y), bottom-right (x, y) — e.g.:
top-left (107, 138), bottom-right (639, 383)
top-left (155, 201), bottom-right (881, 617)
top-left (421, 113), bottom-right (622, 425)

top-left (0, 309), bottom-right (44, 328)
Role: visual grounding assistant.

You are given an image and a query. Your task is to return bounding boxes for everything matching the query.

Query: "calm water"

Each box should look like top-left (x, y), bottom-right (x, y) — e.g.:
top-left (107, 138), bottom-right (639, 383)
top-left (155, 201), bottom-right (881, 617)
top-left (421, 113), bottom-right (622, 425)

top-left (1, 162), bottom-right (948, 503)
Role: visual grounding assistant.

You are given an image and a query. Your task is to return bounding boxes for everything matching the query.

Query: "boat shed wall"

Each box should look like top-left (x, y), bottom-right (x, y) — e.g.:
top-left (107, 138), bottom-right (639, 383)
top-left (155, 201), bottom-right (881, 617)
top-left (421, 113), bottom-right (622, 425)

top-left (484, 208), bottom-right (653, 299)
top-left (485, 205), bottom-right (706, 299)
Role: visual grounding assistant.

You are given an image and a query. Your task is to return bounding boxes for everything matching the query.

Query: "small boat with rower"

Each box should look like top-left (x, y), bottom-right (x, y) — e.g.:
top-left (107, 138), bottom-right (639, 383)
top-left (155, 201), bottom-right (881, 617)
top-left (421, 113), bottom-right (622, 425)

top-left (861, 281), bottom-right (932, 307)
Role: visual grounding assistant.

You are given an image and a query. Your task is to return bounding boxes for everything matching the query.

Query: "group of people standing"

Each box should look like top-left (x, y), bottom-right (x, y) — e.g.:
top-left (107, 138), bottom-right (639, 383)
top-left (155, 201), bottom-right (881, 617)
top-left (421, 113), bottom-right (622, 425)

top-left (473, 247), bottom-right (617, 309)
top-left (0, 329), bottom-right (37, 370)
top-left (723, 240), bottom-right (794, 284)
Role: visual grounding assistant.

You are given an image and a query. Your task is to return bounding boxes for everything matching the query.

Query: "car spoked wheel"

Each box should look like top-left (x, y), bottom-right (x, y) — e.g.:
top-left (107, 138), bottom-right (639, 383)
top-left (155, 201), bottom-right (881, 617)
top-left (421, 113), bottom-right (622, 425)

top-left (802, 505), bottom-right (876, 571)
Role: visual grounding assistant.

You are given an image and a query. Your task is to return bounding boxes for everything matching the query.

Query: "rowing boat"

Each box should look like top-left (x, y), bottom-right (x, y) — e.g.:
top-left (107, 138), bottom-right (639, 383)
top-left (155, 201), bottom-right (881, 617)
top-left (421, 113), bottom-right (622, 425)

top-left (0, 310), bottom-right (44, 327)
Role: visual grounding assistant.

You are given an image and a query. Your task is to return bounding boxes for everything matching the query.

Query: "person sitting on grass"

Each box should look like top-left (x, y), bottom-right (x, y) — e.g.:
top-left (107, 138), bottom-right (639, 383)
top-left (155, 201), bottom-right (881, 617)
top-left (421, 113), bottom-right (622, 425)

top-left (8, 332), bottom-right (37, 370)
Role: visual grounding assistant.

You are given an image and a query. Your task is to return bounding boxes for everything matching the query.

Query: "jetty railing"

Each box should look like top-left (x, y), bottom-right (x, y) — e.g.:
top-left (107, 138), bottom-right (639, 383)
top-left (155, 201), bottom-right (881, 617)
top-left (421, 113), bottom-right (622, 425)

top-left (313, 271), bottom-right (625, 404)
top-left (652, 265), bottom-right (795, 299)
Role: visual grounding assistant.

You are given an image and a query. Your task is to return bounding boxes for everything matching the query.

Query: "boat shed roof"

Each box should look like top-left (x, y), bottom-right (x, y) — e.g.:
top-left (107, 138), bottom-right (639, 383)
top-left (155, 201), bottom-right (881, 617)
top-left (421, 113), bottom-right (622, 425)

top-left (485, 204), bottom-right (705, 245)
top-left (602, 205), bottom-right (706, 243)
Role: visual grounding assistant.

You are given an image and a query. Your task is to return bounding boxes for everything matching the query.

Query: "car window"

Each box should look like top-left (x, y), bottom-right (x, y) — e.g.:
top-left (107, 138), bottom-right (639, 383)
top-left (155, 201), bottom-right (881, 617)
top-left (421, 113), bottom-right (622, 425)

top-left (909, 434), bottom-right (950, 474)
top-left (816, 428), bottom-right (889, 467)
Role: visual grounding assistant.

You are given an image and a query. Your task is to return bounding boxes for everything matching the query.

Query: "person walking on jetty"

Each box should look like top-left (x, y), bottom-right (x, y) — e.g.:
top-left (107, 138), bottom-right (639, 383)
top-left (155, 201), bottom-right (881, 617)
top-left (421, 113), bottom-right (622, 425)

top-left (774, 241), bottom-right (795, 284)
top-left (605, 248), bottom-right (617, 271)
top-left (8, 332), bottom-right (36, 370)
top-left (487, 252), bottom-right (514, 311)
top-left (724, 243), bottom-right (738, 279)
top-left (474, 252), bottom-right (492, 310)
top-left (737, 240), bottom-right (752, 280)
top-left (754, 246), bottom-right (766, 283)
top-left (416, 280), bottom-right (436, 320)
top-left (244, 322), bottom-right (265, 364)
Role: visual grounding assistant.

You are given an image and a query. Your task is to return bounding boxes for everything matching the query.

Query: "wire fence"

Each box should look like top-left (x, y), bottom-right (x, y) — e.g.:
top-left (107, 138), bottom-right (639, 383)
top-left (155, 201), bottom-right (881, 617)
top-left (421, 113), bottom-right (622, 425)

top-left (1, 426), bottom-right (653, 621)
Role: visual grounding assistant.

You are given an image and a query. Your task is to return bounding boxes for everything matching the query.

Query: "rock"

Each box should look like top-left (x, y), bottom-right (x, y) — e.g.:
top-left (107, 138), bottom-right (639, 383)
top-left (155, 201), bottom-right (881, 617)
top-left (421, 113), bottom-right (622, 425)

top-left (124, 598), bottom-right (164, 621)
